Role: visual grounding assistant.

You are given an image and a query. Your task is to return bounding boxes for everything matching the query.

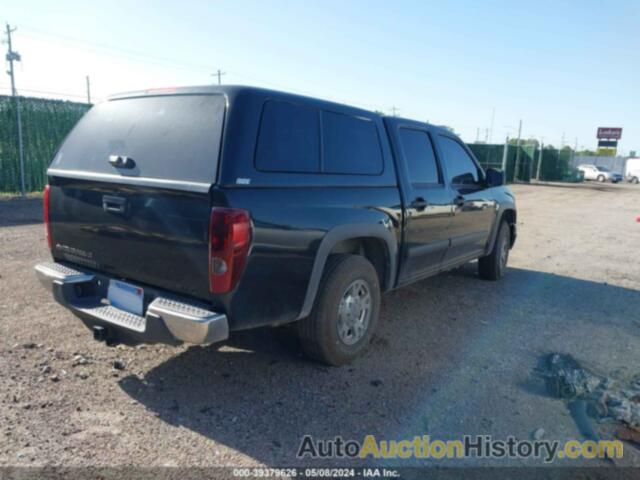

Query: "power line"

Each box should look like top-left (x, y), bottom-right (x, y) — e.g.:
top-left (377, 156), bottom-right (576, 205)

top-left (19, 25), bottom-right (214, 73)
top-left (5, 21), bottom-right (448, 122)
top-left (0, 84), bottom-right (103, 101)
top-left (15, 24), bottom-right (392, 112)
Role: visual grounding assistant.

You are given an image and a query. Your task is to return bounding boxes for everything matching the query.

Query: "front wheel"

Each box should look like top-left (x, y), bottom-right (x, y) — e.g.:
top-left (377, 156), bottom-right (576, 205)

top-left (632, 177), bottom-right (639, 185)
top-left (597, 175), bottom-right (606, 182)
top-left (478, 220), bottom-right (510, 281)
top-left (297, 254), bottom-right (381, 366)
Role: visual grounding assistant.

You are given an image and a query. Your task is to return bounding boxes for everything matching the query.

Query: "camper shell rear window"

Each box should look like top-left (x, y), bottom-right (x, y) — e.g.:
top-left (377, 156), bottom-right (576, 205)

top-left (50, 94), bottom-right (226, 184)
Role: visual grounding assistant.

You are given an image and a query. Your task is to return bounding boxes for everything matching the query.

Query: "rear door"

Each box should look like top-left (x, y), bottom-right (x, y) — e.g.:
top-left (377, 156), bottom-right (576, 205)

top-left (394, 125), bottom-right (452, 283)
top-left (47, 93), bottom-right (226, 301)
top-left (435, 134), bottom-right (497, 264)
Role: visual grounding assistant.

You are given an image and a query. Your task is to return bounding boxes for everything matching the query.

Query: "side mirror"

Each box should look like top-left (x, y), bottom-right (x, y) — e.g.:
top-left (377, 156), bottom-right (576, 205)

top-left (485, 168), bottom-right (505, 187)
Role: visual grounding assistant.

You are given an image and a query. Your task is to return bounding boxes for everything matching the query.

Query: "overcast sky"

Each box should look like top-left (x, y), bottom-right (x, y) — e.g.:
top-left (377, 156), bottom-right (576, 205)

top-left (1, 0), bottom-right (638, 153)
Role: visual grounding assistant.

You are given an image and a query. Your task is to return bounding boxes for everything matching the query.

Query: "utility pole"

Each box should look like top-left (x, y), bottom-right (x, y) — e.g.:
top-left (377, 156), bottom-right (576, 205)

top-left (85, 75), bottom-right (91, 104)
top-left (558, 132), bottom-right (565, 170)
top-left (212, 69), bottom-right (226, 85)
top-left (536, 140), bottom-right (544, 181)
top-left (489, 107), bottom-right (495, 144)
top-left (501, 135), bottom-right (509, 173)
top-left (476, 128), bottom-right (480, 143)
top-left (5, 23), bottom-right (25, 198)
top-left (390, 106), bottom-right (399, 117)
top-left (513, 119), bottom-right (523, 182)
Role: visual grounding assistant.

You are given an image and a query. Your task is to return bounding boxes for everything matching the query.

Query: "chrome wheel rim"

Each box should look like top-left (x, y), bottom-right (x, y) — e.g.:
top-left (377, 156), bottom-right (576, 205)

top-left (337, 279), bottom-right (371, 346)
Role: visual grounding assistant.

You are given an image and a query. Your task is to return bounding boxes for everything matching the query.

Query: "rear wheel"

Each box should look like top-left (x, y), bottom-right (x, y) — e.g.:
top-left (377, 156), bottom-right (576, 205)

top-left (632, 177), bottom-right (639, 185)
top-left (597, 174), bottom-right (605, 182)
top-left (297, 254), bottom-right (381, 366)
top-left (478, 220), bottom-right (510, 281)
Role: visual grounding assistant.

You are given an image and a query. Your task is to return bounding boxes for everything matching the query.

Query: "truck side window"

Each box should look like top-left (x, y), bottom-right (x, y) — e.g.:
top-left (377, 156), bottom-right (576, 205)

top-left (438, 136), bottom-right (481, 185)
top-left (398, 128), bottom-right (440, 185)
top-left (255, 101), bottom-right (320, 173)
top-left (321, 111), bottom-right (383, 175)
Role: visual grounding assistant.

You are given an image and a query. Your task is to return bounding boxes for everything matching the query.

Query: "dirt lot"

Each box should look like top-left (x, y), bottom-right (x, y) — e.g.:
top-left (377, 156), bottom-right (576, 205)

top-left (1, 182), bottom-right (639, 469)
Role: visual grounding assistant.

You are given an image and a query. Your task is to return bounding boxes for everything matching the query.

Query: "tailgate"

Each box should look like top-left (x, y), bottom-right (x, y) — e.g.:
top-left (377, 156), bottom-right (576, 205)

top-left (46, 93), bottom-right (226, 301)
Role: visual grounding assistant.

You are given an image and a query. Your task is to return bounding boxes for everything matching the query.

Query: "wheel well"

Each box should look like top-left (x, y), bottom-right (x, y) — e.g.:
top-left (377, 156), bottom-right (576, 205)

top-left (328, 237), bottom-right (389, 290)
top-left (502, 209), bottom-right (516, 247)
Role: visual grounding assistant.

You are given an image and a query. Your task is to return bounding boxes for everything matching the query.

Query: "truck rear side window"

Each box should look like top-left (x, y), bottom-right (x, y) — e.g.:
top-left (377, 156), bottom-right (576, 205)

top-left (399, 128), bottom-right (440, 185)
top-left (255, 101), bottom-right (320, 173)
top-left (51, 94), bottom-right (225, 184)
top-left (321, 111), bottom-right (383, 175)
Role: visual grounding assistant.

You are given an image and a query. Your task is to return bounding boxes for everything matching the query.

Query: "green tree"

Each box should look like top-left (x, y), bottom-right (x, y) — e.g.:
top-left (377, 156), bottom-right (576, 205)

top-left (577, 149), bottom-right (597, 156)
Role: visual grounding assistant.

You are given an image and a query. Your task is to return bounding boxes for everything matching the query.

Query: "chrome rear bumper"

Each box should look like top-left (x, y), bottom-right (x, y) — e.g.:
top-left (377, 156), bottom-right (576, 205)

top-left (35, 262), bottom-right (229, 345)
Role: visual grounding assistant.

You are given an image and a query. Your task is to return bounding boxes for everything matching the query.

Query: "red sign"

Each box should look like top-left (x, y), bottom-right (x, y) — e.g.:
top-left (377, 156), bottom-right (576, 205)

top-left (597, 127), bottom-right (622, 139)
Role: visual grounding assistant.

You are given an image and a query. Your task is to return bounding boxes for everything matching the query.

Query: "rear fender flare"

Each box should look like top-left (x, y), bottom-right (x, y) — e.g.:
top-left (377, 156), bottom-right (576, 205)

top-left (297, 224), bottom-right (397, 320)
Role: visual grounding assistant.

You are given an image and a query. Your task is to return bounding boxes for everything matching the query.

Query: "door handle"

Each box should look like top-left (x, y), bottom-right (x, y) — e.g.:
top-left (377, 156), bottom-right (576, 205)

top-left (411, 197), bottom-right (428, 211)
top-left (454, 195), bottom-right (465, 207)
top-left (102, 195), bottom-right (128, 214)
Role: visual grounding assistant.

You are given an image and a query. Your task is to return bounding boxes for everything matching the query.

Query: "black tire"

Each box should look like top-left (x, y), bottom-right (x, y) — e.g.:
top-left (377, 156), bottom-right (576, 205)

top-left (632, 177), bottom-right (639, 185)
top-left (597, 175), bottom-right (605, 183)
top-left (297, 254), bottom-right (381, 366)
top-left (478, 220), bottom-right (510, 281)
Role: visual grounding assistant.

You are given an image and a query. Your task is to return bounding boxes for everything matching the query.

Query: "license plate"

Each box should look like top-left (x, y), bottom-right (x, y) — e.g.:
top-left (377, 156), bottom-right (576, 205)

top-left (108, 280), bottom-right (144, 316)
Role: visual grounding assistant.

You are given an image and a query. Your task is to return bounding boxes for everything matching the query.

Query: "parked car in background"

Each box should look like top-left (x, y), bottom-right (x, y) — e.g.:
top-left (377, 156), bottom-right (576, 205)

top-left (610, 170), bottom-right (623, 183)
top-left (35, 85), bottom-right (517, 366)
top-left (577, 164), bottom-right (622, 183)
top-left (624, 158), bottom-right (640, 184)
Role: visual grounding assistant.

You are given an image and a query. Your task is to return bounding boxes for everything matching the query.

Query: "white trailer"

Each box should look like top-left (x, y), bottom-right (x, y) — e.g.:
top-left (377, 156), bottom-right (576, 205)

top-left (625, 158), bottom-right (640, 183)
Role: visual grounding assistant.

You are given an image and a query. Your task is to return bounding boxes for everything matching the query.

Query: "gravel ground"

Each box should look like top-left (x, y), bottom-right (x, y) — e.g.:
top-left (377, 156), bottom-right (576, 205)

top-left (1, 182), bottom-right (639, 469)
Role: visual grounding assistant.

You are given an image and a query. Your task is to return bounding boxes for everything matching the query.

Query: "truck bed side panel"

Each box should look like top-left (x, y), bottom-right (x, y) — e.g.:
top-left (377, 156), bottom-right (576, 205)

top-left (216, 186), bottom-right (402, 330)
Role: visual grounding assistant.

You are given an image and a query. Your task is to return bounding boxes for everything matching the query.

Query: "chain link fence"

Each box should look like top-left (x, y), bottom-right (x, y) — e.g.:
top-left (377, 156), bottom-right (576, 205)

top-left (470, 143), bottom-right (583, 183)
top-left (0, 95), bottom-right (90, 193)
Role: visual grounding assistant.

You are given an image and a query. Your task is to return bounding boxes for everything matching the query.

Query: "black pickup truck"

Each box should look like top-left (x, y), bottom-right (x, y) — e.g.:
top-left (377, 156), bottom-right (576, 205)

top-left (35, 86), bottom-right (516, 365)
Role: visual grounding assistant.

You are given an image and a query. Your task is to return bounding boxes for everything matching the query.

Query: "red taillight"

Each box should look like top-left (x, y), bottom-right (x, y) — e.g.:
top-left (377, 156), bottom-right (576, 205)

top-left (208, 208), bottom-right (252, 294)
top-left (43, 185), bottom-right (53, 250)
